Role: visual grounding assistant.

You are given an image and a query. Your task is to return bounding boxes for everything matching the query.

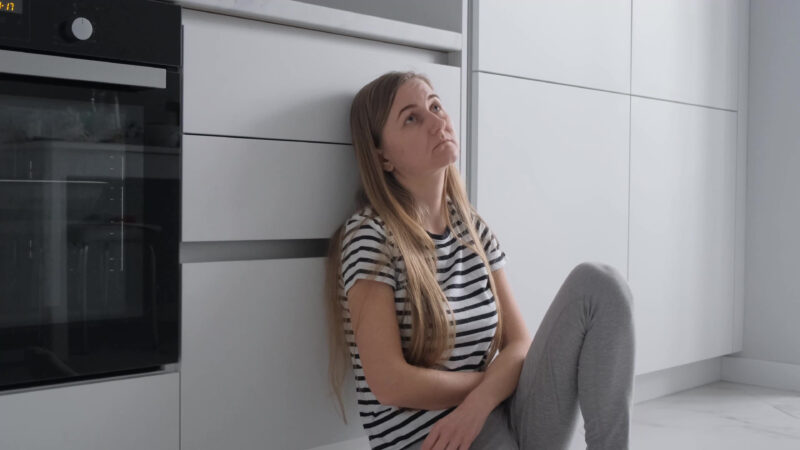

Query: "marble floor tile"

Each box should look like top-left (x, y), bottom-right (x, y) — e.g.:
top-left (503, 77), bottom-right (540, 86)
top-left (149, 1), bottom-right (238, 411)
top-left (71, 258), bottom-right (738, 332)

top-left (567, 381), bottom-right (800, 449)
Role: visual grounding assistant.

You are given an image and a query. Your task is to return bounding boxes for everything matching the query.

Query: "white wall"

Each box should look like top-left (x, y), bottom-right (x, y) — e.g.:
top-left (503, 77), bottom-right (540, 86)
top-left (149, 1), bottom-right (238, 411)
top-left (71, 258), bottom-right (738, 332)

top-left (741, 0), bottom-right (800, 365)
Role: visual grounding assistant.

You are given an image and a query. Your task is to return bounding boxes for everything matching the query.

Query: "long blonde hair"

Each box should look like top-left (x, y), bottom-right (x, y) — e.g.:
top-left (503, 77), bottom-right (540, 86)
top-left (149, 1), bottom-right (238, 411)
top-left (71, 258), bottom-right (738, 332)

top-left (325, 71), bottom-right (504, 423)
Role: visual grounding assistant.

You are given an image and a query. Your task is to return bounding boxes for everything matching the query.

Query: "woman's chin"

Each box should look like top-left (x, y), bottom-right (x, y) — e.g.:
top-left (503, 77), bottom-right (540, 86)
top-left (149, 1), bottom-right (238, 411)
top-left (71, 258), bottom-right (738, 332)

top-left (448, 150), bottom-right (460, 165)
top-left (440, 143), bottom-right (460, 164)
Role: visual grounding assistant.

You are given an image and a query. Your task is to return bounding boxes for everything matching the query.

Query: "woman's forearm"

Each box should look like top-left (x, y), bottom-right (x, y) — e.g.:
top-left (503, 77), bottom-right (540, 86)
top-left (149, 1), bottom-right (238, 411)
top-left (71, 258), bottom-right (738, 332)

top-left (461, 341), bottom-right (531, 413)
top-left (381, 340), bottom-right (530, 411)
top-left (383, 363), bottom-right (485, 410)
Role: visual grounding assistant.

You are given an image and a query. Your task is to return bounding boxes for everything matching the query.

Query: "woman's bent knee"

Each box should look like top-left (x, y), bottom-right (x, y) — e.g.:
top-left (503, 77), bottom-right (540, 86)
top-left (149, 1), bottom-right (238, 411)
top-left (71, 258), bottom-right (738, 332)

top-left (567, 262), bottom-right (634, 311)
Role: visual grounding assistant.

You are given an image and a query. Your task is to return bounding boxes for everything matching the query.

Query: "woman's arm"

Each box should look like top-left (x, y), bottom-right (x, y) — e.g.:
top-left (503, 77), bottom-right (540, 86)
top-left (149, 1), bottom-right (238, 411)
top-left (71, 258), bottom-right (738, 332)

top-left (348, 267), bottom-right (531, 412)
top-left (382, 363), bottom-right (485, 410)
top-left (349, 279), bottom-right (485, 410)
top-left (460, 268), bottom-right (532, 413)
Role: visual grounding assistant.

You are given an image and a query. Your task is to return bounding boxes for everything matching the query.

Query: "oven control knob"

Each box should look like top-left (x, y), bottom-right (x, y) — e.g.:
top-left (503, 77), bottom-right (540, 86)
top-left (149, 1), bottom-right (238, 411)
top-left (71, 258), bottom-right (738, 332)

top-left (70, 17), bottom-right (94, 41)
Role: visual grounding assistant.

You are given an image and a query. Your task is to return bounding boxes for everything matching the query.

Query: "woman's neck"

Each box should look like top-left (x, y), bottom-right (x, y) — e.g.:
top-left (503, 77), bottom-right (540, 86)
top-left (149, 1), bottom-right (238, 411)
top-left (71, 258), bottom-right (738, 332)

top-left (395, 169), bottom-right (448, 235)
top-left (421, 196), bottom-right (447, 235)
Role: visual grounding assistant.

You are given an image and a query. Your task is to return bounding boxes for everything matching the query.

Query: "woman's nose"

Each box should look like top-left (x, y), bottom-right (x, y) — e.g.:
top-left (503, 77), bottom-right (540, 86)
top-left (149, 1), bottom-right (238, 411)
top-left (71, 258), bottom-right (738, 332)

top-left (427, 111), bottom-right (448, 135)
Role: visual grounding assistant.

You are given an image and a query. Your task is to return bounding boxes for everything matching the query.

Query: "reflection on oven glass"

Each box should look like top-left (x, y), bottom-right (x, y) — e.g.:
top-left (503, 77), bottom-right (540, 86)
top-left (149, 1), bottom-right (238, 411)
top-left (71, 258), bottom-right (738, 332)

top-left (0, 93), bottom-right (143, 144)
top-left (0, 0), bottom-right (180, 390)
top-left (0, 93), bottom-right (150, 330)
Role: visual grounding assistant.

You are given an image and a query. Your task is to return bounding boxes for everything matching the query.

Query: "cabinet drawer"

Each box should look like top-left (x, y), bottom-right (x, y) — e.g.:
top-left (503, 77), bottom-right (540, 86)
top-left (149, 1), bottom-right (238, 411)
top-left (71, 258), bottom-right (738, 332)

top-left (183, 134), bottom-right (359, 241)
top-left (183, 9), bottom-right (461, 142)
top-left (182, 258), bottom-right (364, 450)
top-left (0, 373), bottom-right (178, 450)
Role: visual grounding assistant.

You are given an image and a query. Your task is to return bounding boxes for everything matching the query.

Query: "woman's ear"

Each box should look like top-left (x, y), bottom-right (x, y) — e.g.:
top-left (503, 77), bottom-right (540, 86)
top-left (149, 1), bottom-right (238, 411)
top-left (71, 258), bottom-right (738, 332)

top-left (377, 149), bottom-right (394, 172)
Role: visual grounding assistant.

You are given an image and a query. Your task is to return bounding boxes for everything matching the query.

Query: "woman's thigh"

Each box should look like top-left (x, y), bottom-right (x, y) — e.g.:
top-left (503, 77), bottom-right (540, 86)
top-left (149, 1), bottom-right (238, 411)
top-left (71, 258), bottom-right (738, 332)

top-left (468, 399), bottom-right (519, 449)
top-left (508, 262), bottom-right (635, 449)
top-left (401, 402), bottom-right (518, 450)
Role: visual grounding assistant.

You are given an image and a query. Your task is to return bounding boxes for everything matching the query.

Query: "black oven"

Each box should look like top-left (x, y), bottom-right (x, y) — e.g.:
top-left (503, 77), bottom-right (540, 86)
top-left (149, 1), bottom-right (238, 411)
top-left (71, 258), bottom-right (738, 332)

top-left (0, 0), bottom-right (181, 391)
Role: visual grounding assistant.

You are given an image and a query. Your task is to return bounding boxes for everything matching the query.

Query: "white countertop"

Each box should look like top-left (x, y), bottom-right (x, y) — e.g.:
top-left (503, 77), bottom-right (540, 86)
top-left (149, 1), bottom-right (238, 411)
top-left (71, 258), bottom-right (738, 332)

top-left (177, 0), bottom-right (462, 52)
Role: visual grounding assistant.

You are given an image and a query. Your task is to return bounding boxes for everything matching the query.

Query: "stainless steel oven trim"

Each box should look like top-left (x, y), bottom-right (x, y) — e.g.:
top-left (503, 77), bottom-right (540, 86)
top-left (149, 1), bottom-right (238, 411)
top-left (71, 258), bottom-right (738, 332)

top-left (0, 49), bottom-right (166, 89)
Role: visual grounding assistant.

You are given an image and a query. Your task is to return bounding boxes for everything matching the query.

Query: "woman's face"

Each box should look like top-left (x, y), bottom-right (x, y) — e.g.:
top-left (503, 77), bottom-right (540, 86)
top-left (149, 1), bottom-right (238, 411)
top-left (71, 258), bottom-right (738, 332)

top-left (378, 78), bottom-right (459, 179)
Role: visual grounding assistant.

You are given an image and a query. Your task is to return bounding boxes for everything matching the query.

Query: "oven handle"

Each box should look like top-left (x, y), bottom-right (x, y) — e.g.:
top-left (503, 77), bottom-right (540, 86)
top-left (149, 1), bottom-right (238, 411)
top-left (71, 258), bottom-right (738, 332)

top-left (0, 49), bottom-right (166, 89)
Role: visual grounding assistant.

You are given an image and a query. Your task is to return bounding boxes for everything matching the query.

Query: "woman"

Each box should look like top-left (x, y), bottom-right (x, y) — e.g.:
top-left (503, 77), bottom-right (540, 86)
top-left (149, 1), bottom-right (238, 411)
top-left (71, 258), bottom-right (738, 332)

top-left (324, 71), bottom-right (636, 450)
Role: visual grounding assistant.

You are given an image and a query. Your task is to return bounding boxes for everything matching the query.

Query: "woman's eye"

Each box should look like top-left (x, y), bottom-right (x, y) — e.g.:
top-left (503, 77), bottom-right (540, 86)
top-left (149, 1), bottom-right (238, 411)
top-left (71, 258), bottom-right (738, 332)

top-left (432, 104), bottom-right (442, 112)
top-left (404, 114), bottom-right (416, 124)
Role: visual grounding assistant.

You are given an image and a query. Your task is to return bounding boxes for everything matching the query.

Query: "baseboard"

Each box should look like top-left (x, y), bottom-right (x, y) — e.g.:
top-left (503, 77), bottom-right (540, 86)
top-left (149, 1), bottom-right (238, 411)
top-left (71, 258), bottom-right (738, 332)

top-left (721, 356), bottom-right (800, 393)
top-left (632, 357), bottom-right (723, 404)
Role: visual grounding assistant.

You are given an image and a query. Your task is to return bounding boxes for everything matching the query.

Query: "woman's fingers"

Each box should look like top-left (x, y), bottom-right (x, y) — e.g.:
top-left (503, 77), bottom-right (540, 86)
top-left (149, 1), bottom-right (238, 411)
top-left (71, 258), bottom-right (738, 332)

top-left (421, 430), bottom-right (438, 450)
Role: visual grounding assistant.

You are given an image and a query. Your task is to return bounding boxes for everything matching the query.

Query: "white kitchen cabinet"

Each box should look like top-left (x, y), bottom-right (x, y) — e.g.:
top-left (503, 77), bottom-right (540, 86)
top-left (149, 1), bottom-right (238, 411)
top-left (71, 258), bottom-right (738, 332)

top-left (629, 97), bottom-right (737, 375)
top-left (0, 373), bottom-right (178, 450)
top-left (182, 9), bottom-right (461, 143)
top-left (182, 135), bottom-right (359, 242)
top-left (632, 0), bottom-right (739, 110)
top-left (177, 0), bottom-right (462, 51)
top-left (475, 0), bottom-right (631, 93)
top-left (294, 0), bottom-right (463, 32)
top-left (181, 258), bottom-right (365, 450)
top-left (474, 72), bottom-right (629, 334)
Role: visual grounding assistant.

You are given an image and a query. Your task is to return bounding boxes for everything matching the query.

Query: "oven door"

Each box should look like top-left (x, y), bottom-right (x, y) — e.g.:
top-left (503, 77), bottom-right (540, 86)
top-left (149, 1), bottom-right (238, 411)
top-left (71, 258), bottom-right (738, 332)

top-left (0, 50), bottom-right (180, 390)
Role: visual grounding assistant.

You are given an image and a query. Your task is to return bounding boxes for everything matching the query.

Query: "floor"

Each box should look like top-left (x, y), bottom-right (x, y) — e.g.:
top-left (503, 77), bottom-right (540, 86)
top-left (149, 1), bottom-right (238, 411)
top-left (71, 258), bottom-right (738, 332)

top-left (312, 381), bottom-right (800, 450)
top-left (567, 381), bottom-right (800, 449)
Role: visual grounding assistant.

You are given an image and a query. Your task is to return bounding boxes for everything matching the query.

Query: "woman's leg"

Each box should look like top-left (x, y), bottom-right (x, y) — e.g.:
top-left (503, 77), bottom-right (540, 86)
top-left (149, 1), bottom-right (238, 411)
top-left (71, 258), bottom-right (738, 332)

top-left (508, 262), bottom-right (636, 450)
top-left (401, 402), bottom-right (519, 450)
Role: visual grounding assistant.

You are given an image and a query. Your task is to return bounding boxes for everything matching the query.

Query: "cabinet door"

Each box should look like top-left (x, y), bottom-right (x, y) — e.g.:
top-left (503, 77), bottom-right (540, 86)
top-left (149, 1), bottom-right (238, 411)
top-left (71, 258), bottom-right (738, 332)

top-left (475, 72), bottom-right (629, 333)
top-left (182, 258), bottom-right (365, 450)
top-left (632, 0), bottom-right (739, 110)
top-left (0, 373), bottom-right (178, 450)
top-left (629, 97), bottom-right (737, 375)
top-left (182, 135), bottom-right (359, 241)
top-left (183, 9), bottom-right (460, 143)
top-left (476, 0), bottom-right (630, 93)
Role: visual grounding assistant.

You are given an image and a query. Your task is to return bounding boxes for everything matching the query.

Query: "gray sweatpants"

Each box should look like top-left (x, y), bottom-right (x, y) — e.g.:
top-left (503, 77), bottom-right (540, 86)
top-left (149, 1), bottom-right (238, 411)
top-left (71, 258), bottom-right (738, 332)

top-left (405, 262), bottom-right (636, 450)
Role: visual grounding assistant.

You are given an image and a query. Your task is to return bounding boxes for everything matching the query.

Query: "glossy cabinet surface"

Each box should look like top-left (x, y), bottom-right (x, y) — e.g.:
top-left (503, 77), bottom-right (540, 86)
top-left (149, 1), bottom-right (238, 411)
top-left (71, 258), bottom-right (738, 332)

top-left (0, 373), bottom-right (179, 450)
top-left (183, 9), bottom-right (461, 143)
top-left (181, 258), bottom-right (364, 450)
top-left (629, 97), bottom-right (737, 374)
top-left (476, 0), bottom-right (631, 93)
top-left (632, 0), bottom-right (739, 110)
top-left (182, 135), bottom-right (359, 241)
top-left (475, 72), bottom-right (630, 334)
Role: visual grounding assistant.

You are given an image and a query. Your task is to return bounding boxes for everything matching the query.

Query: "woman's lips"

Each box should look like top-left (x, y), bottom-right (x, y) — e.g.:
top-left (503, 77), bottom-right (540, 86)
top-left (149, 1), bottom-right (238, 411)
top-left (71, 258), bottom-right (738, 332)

top-left (434, 139), bottom-right (455, 151)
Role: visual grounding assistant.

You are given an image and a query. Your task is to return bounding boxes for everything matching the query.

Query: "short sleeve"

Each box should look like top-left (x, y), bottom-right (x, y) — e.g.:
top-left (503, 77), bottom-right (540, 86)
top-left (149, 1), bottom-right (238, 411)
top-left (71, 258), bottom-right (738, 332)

top-left (340, 213), bottom-right (397, 297)
top-left (474, 214), bottom-right (507, 272)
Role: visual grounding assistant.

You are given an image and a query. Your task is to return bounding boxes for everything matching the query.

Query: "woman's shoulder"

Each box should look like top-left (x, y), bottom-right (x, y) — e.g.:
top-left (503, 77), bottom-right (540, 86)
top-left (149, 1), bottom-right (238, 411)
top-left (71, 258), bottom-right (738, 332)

top-left (342, 205), bottom-right (390, 242)
top-left (340, 206), bottom-right (397, 275)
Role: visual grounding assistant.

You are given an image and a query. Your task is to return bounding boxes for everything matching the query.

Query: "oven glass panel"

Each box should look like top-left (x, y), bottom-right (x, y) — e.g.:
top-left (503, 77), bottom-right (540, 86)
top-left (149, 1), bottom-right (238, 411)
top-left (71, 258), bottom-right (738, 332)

top-left (0, 74), bottom-right (180, 390)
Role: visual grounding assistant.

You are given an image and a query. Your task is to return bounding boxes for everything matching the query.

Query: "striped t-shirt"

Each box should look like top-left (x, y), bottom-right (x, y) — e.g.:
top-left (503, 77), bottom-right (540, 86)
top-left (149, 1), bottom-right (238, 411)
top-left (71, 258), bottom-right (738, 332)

top-left (339, 201), bottom-right (507, 450)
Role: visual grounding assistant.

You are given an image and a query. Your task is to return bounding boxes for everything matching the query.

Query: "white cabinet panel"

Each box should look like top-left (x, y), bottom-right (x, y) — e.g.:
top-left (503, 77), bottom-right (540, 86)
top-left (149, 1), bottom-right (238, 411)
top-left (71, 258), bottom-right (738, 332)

top-left (476, 0), bottom-right (630, 93)
top-left (182, 258), bottom-right (365, 450)
top-left (0, 373), bottom-right (178, 450)
top-left (630, 97), bottom-right (736, 375)
top-left (632, 0), bottom-right (739, 110)
top-left (475, 73), bottom-right (629, 334)
top-left (182, 135), bottom-right (359, 241)
top-left (183, 9), bottom-right (461, 142)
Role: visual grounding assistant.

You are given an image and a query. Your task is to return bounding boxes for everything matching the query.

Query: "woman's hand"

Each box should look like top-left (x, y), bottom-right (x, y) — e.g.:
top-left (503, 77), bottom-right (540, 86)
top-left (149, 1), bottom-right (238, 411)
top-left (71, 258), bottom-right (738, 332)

top-left (420, 396), bottom-right (493, 450)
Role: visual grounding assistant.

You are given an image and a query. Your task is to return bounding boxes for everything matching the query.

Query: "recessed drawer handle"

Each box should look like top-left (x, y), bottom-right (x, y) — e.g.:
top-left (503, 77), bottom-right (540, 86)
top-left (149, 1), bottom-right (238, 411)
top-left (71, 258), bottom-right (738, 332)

top-left (0, 49), bottom-right (166, 89)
